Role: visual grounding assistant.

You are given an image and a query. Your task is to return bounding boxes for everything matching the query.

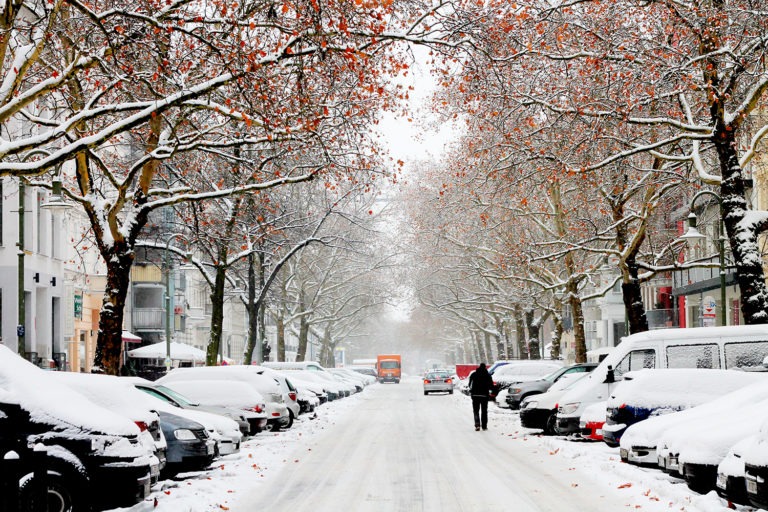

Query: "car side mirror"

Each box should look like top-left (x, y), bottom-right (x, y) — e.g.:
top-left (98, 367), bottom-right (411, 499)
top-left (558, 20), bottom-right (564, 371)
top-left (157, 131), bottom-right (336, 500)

top-left (604, 365), bottom-right (615, 384)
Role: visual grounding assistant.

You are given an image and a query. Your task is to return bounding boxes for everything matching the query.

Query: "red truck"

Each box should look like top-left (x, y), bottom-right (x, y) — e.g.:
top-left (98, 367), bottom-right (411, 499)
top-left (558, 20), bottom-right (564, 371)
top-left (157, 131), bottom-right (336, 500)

top-left (377, 354), bottom-right (402, 383)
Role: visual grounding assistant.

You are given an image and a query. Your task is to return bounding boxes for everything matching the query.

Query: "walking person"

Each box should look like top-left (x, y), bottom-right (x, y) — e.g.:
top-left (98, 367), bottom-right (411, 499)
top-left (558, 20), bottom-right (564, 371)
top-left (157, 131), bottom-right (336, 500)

top-left (468, 363), bottom-right (494, 431)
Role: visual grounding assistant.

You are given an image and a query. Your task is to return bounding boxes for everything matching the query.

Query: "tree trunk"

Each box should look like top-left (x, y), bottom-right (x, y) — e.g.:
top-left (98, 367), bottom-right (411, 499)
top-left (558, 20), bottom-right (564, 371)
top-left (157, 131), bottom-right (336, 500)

top-left (474, 331), bottom-right (486, 363)
top-left (483, 331), bottom-right (494, 363)
top-left (276, 309), bottom-right (286, 361)
top-left (515, 306), bottom-right (527, 359)
top-left (550, 314), bottom-right (563, 359)
top-left (622, 257), bottom-right (649, 334)
top-left (206, 267), bottom-right (226, 366)
top-left (570, 291), bottom-right (587, 363)
top-left (716, 133), bottom-right (768, 324)
top-left (296, 315), bottom-right (309, 362)
top-left (94, 247), bottom-right (133, 374)
top-left (525, 309), bottom-right (541, 360)
top-left (244, 252), bottom-right (258, 364)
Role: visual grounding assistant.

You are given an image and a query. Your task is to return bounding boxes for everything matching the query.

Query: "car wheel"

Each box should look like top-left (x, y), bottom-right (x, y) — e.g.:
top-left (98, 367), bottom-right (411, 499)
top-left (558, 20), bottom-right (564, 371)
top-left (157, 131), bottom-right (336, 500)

top-left (544, 412), bottom-right (558, 435)
top-left (19, 467), bottom-right (87, 512)
top-left (286, 410), bottom-right (295, 429)
top-left (449, 389), bottom-right (453, 394)
top-left (424, 390), bottom-right (428, 395)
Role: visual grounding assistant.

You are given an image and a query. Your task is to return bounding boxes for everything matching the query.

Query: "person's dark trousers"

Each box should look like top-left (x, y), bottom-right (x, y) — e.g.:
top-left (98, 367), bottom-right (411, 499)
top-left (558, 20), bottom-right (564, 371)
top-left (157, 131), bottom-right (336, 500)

top-left (472, 396), bottom-right (489, 429)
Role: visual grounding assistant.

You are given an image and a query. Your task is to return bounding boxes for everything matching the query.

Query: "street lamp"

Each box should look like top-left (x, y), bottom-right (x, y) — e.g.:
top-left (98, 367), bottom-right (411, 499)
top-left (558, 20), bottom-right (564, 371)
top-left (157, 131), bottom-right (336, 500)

top-left (678, 191), bottom-right (727, 327)
top-left (164, 234), bottom-right (190, 371)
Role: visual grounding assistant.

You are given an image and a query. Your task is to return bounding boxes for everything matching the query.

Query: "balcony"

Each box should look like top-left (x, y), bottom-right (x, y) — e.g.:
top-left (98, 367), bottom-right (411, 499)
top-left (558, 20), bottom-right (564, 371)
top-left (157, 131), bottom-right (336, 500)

top-left (132, 308), bottom-right (165, 331)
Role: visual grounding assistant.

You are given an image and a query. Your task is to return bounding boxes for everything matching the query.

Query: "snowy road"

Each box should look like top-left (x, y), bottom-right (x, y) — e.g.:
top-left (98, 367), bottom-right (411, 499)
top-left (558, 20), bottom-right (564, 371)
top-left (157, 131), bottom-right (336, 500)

top-left (234, 378), bottom-right (628, 512)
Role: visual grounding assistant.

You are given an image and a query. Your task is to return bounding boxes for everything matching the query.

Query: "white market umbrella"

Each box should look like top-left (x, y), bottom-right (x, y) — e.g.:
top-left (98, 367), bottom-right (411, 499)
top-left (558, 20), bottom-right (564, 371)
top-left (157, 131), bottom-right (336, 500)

top-left (127, 341), bottom-right (206, 362)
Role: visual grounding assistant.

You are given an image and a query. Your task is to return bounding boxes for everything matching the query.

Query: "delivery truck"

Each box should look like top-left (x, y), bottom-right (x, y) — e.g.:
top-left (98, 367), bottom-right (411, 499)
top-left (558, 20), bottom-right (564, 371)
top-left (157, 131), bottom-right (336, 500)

top-left (377, 354), bottom-right (402, 383)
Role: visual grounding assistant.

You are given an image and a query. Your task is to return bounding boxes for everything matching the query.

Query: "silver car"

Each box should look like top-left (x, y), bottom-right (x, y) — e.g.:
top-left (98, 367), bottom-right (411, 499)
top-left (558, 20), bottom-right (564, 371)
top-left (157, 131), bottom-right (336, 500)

top-left (423, 370), bottom-right (454, 395)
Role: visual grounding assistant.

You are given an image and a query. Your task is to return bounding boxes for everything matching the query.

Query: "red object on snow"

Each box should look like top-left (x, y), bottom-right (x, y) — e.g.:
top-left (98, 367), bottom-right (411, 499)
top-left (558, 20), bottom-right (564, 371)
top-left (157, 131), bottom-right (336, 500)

top-left (581, 420), bottom-right (604, 441)
top-left (455, 364), bottom-right (478, 380)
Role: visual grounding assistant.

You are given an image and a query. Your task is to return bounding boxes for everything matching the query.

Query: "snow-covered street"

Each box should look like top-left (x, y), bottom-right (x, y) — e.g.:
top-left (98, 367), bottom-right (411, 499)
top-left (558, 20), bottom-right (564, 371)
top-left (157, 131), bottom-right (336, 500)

top-left (115, 378), bottom-right (765, 512)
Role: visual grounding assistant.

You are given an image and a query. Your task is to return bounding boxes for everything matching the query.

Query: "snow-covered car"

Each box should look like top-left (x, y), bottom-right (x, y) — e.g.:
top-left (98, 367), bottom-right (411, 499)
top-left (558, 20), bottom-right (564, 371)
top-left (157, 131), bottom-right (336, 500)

top-left (159, 366), bottom-right (292, 429)
top-left (496, 388), bottom-right (511, 408)
top-left (0, 347), bottom-right (154, 511)
top-left (154, 380), bottom-right (269, 435)
top-left (128, 379), bottom-right (259, 436)
top-left (666, 391), bottom-right (768, 493)
top-left (578, 401), bottom-right (606, 441)
top-left (742, 415), bottom-right (768, 508)
top-left (423, 370), bottom-right (454, 395)
top-left (519, 373), bottom-right (590, 434)
top-left (716, 435), bottom-right (759, 506)
top-left (620, 377), bottom-right (768, 467)
top-left (490, 361), bottom-right (564, 398)
top-left (602, 368), bottom-right (764, 447)
top-left (506, 363), bottom-right (598, 410)
top-left (156, 410), bottom-right (216, 475)
top-left (277, 368), bottom-right (344, 401)
top-left (48, 372), bottom-right (167, 481)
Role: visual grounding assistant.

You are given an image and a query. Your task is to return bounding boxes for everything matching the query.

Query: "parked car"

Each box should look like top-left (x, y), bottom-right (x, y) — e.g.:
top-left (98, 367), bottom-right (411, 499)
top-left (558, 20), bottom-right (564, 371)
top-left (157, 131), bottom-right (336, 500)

top-left (153, 380), bottom-right (269, 435)
top-left (578, 401), bottom-right (607, 441)
top-left (348, 366), bottom-right (378, 379)
top-left (156, 410), bottom-right (216, 476)
top-left (277, 368), bottom-right (343, 401)
top-left (519, 373), bottom-right (590, 434)
top-left (0, 346), bottom-right (154, 511)
top-left (506, 363), bottom-right (598, 410)
top-left (49, 372), bottom-right (167, 482)
top-left (620, 377), bottom-right (768, 467)
top-left (490, 361), bottom-right (564, 396)
top-left (741, 414), bottom-right (768, 508)
top-left (423, 370), bottom-right (454, 395)
top-left (602, 368), bottom-right (764, 447)
top-left (658, 381), bottom-right (768, 493)
top-left (717, 435), bottom-right (759, 506)
top-left (158, 366), bottom-right (291, 430)
top-left (557, 325), bottom-right (768, 435)
top-left (257, 367), bottom-right (302, 422)
top-left (129, 379), bottom-right (260, 436)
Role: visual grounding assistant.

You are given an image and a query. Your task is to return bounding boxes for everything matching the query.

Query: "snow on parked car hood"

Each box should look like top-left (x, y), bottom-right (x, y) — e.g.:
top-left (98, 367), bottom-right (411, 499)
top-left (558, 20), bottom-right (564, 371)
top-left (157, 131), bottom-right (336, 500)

top-left (160, 380), bottom-right (266, 410)
top-left (0, 345), bottom-right (139, 436)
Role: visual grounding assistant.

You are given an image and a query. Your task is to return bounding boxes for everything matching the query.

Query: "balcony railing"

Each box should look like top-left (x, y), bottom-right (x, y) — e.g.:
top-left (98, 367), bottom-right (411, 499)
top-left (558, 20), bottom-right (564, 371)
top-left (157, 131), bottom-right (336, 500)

top-left (132, 308), bottom-right (165, 331)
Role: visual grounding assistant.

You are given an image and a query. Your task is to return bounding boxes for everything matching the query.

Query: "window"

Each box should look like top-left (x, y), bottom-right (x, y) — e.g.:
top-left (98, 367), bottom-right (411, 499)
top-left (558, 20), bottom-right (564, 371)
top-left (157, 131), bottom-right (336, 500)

top-left (666, 344), bottom-right (719, 369)
top-left (133, 287), bottom-right (163, 308)
top-left (614, 349), bottom-right (656, 378)
top-left (724, 341), bottom-right (768, 370)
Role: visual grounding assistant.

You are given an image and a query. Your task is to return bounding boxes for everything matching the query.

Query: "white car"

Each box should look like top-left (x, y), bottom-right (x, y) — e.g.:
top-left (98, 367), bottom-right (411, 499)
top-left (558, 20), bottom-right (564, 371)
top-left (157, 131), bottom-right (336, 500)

top-left (158, 366), bottom-right (291, 430)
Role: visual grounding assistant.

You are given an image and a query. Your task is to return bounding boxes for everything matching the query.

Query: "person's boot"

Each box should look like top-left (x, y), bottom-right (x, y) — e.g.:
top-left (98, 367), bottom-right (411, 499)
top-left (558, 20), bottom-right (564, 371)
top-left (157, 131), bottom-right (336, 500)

top-left (475, 426), bottom-right (480, 431)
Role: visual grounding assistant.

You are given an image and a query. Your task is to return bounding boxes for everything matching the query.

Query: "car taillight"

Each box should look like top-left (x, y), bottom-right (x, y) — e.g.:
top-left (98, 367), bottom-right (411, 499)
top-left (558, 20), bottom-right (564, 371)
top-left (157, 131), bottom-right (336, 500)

top-left (554, 403), bottom-right (558, 410)
top-left (251, 405), bottom-right (263, 413)
top-left (288, 392), bottom-right (297, 401)
top-left (135, 421), bottom-right (149, 432)
top-left (446, 378), bottom-right (452, 384)
top-left (620, 403), bottom-right (626, 409)
top-left (492, 381), bottom-right (497, 386)
top-left (424, 379), bottom-right (430, 384)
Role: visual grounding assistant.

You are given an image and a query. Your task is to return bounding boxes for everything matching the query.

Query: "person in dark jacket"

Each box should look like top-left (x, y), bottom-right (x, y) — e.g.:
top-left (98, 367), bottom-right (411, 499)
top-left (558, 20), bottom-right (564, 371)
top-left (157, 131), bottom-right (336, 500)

top-left (468, 363), bottom-right (494, 431)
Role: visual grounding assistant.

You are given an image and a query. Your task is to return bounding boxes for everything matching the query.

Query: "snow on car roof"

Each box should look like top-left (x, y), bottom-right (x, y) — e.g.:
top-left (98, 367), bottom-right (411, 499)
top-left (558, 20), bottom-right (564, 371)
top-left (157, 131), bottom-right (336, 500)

top-left (620, 377), bottom-right (768, 451)
top-left (49, 372), bottom-right (160, 424)
top-left (161, 380), bottom-right (265, 409)
top-left (607, 368), bottom-right (764, 409)
top-left (0, 345), bottom-right (139, 435)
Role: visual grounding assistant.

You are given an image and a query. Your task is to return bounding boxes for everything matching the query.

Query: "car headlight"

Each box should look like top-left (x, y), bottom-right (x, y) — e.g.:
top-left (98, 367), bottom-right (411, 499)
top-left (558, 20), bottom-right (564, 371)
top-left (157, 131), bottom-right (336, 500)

top-left (174, 429), bottom-right (197, 441)
top-left (558, 402), bottom-right (580, 415)
top-left (522, 400), bottom-right (537, 409)
top-left (510, 388), bottom-right (522, 394)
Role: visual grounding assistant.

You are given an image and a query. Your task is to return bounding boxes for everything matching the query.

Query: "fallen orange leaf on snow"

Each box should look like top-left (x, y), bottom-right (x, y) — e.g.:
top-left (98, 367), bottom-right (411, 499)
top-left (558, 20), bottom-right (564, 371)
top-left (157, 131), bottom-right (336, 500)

top-left (617, 482), bottom-right (632, 489)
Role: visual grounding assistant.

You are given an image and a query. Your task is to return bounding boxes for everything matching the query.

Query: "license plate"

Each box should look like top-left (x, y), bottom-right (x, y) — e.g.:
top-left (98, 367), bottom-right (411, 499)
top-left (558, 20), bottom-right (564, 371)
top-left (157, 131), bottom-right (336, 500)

top-left (716, 474), bottom-right (727, 490)
top-left (748, 478), bottom-right (758, 494)
top-left (206, 441), bottom-right (215, 455)
top-left (620, 448), bottom-right (628, 459)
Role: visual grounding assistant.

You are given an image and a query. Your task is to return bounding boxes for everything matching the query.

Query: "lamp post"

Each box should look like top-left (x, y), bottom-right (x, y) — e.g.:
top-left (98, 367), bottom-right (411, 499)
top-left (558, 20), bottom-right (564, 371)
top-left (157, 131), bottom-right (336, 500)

top-left (164, 234), bottom-right (190, 371)
top-left (679, 190), bottom-right (727, 327)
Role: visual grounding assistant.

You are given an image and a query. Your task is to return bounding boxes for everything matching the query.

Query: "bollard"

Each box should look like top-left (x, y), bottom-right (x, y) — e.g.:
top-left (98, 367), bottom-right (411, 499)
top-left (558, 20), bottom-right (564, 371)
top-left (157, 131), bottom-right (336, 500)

top-left (1, 450), bottom-right (21, 512)
top-left (31, 445), bottom-right (48, 512)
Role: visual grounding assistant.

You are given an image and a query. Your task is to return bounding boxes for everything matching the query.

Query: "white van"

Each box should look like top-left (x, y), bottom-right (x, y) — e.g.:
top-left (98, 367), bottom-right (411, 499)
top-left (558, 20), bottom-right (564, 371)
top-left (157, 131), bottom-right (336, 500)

top-left (555, 325), bottom-right (768, 435)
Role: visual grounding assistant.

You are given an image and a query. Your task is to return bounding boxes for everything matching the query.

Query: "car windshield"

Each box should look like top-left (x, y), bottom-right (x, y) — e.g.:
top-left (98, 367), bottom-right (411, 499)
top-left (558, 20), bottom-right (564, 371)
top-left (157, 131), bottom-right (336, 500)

top-left (380, 361), bottom-right (400, 369)
top-left (153, 384), bottom-right (199, 406)
top-left (426, 372), bottom-right (449, 379)
top-left (542, 367), bottom-right (567, 382)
